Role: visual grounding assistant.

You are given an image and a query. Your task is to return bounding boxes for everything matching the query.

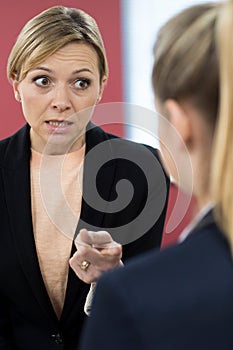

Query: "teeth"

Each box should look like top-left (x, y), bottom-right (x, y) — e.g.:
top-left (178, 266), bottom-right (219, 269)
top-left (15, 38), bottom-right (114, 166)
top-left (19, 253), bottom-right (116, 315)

top-left (49, 121), bottom-right (68, 127)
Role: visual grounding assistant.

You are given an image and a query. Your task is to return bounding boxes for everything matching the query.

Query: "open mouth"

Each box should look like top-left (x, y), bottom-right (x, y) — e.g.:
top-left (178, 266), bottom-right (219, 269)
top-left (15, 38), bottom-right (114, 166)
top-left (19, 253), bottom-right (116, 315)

top-left (46, 120), bottom-right (73, 127)
top-left (45, 120), bottom-right (74, 134)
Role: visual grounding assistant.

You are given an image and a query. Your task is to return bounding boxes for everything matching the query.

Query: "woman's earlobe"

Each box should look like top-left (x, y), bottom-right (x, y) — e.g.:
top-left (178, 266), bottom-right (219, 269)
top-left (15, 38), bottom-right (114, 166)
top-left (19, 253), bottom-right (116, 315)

top-left (97, 76), bottom-right (107, 104)
top-left (96, 95), bottom-right (101, 104)
top-left (12, 81), bottom-right (21, 102)
top-left (14, 92), bottom-right (21, 102)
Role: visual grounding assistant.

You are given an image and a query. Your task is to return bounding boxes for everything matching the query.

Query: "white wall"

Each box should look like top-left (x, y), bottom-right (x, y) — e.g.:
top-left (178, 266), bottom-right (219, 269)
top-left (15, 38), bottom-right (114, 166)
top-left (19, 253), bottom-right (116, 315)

top-left (121, 0), bottom-right (223, 146)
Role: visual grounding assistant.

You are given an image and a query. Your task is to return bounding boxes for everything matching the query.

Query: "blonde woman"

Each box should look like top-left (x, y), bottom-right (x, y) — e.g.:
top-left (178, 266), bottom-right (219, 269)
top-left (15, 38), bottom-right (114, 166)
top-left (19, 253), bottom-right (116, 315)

top-left (79, 2), bottom-right (233, 350)
top-left (0, 6), bottom-right (168, 349)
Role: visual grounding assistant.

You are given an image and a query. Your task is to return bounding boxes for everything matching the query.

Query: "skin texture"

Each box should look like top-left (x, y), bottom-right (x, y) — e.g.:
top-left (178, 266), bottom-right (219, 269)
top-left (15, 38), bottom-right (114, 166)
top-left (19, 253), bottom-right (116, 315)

top-left (13, 42), bottom-right (106, 155)
top-left (70, 229), bottom-right (123, 284)
top-left (12, 41), bottom-right (121, 283)
top-left (157, 98), bottom-right (213, 209)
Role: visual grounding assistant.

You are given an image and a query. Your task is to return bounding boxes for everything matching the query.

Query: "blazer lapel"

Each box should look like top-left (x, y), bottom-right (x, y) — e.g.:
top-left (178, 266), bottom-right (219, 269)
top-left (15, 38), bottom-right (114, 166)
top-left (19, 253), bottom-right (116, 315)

top-left (76, 122), bottom-right (118, 235)
top-left (62, 123), bottom-right (118, 320)
top-left (2, 125), bottom-right (57, 324)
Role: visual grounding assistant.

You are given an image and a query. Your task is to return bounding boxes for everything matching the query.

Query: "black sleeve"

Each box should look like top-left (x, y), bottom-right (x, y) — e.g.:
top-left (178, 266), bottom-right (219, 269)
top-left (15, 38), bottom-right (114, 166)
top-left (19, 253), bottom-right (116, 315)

top-left (0, 295), bottom-right (14, 349)
top-left (78, 274), bottom-right (140, 350)
top-left (122, 147), bottom-right (170, 262)
top-left (79, 131), bottom-right (170, 263)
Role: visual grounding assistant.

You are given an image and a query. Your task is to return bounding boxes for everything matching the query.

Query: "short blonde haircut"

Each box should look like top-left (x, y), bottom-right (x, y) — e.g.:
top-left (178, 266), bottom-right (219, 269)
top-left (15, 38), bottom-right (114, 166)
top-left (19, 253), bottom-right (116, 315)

top-left (7, 6), bottom-right (108, 82)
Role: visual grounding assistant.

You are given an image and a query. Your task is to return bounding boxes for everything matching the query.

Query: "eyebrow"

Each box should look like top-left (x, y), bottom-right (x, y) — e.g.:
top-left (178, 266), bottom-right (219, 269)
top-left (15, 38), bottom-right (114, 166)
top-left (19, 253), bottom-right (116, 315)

top-left (32, 67), bottom-right (93, 74)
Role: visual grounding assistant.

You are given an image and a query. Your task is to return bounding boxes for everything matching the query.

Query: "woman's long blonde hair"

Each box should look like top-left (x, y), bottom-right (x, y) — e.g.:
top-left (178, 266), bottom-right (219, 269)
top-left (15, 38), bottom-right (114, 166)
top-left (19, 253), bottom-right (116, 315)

top-left (212, 1), bottom-right (233, 250)
top-left (152, 1), bottom-right (233, 250)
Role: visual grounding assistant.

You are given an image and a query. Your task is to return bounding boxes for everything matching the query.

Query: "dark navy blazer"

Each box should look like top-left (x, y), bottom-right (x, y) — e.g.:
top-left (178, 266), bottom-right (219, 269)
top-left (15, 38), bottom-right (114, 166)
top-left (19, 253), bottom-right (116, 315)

top-left (0, 123), bottom-right (168, 350)
top-left (79, 211), bottom-right (233, 350)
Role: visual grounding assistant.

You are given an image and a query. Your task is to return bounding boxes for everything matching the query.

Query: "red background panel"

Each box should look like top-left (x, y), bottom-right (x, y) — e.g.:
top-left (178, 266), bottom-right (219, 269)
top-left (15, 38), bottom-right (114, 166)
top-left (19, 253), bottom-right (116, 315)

top-left (162, 184), bottom-right (198, 248)
top-left (1, 1), bottom-right (195, 245)
top-left (0, 0), bottom-right (124, 139)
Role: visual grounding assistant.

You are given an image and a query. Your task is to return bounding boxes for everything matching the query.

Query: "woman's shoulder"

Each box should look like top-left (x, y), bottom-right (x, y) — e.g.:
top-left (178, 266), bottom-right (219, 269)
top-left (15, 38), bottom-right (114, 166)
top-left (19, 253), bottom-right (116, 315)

top-left (0, 124), bottom-right (29, 167)
top-left (101, 217), bottom-right (231, 296)
top-left (0, 124), bottom-right (29, 145)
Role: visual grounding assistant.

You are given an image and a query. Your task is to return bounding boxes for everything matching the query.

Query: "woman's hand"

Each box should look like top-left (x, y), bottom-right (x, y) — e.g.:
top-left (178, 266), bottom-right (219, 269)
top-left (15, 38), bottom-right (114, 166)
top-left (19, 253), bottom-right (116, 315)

top-left (69, 229), bottom-right (123, 284)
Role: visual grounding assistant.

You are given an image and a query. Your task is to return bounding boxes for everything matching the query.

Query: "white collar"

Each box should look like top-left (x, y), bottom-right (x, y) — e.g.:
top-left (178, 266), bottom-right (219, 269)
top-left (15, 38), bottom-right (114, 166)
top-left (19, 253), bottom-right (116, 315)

top-left (178, 202), bottom-right (214, 243)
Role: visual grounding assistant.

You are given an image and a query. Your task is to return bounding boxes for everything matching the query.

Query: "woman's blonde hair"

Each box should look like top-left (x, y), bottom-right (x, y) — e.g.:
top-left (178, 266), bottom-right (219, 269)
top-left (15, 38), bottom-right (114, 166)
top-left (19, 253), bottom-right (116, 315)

top-left (152, 1), bottom-right (233, 250)
top-left (212, 1), bottom-right (233, 249)
top-left (7, 6), bottom-right (108, 82)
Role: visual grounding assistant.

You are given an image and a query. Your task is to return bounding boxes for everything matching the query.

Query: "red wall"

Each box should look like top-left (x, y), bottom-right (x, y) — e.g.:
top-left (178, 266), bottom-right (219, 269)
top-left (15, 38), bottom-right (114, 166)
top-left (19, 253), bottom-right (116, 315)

top-left (1, 1), bottom-right (196, 244)
top-left (162, 184), bottom-right (198, 248)
top-left (0, 0), bottom-right (123, 139)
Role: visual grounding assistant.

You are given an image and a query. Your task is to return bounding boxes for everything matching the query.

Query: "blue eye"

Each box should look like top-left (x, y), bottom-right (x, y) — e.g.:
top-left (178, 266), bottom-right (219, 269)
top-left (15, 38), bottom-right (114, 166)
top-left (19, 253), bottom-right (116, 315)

top-left (74, 79), bottom-right (90, 90)
top-left (33, 76), bottom-right (50, 86)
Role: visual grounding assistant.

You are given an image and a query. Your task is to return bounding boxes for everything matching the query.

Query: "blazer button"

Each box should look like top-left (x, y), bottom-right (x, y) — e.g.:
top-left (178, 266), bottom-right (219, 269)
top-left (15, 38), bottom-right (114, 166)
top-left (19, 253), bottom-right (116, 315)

top-left (51, 333), bottom-right (63, 344)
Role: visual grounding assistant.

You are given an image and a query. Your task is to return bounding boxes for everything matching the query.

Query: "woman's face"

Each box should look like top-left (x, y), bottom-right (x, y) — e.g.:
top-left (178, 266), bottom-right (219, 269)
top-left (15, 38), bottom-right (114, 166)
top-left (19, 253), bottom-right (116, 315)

top-left (13, 42), bottom-right (106, 154)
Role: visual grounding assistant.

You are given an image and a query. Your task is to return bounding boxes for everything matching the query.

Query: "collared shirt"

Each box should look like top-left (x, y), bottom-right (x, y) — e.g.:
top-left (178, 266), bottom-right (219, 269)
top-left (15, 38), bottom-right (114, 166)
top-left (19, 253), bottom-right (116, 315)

top-left (178, 202), bottom-right (214, 243)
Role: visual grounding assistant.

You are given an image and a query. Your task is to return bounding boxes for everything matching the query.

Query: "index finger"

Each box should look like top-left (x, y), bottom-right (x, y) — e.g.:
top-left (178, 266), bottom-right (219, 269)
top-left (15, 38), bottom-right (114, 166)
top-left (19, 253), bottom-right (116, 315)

top-left (76, 229), bottom-right (114, 248)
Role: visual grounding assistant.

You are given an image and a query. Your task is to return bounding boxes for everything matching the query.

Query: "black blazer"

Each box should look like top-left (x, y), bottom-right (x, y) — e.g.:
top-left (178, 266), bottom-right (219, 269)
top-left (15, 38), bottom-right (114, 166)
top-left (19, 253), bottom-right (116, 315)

top-left (0, 123), bottom-right (169, 350)
top-left (79, 211), bottom-right (233, 350)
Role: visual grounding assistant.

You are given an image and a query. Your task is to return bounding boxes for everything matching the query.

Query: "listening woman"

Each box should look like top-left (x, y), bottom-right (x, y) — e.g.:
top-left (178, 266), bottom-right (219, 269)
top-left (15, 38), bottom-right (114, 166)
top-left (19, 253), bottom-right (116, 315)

top-left (79, 2), bottom-right (233, 349)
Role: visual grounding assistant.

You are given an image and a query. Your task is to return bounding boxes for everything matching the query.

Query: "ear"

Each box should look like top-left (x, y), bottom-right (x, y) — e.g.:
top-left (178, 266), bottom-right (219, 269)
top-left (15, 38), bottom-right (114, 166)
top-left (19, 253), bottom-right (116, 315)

top-left (12, 80), bottom-right (21, 102)
top-left (96, 76), bottom-right (107, 104)
top-left (164, 99), bottom-right (192, 145)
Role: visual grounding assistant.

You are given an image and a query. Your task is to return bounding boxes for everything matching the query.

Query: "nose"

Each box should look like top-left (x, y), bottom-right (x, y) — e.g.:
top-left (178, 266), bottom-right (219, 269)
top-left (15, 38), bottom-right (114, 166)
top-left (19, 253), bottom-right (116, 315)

top-left (51, 85), bottom-right (71, 112)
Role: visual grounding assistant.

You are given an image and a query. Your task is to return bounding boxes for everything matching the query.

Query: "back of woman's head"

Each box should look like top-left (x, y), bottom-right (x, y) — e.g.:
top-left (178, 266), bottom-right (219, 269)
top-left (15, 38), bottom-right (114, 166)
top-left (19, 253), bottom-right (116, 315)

top-left (152, 1), bottom-right (233, 250)
top-left (152, 3), bottom-right (219, 123)
top-left (7, 6), bottom-right (108, 82)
